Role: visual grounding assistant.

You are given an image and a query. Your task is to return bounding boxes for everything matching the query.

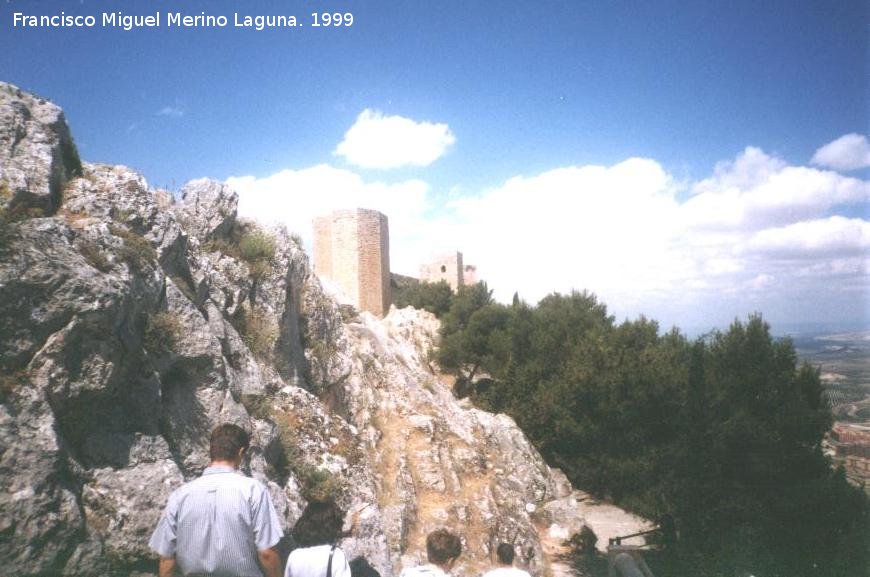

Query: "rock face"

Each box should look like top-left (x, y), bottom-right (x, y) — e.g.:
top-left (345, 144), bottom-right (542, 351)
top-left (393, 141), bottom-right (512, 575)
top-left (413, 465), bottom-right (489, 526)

top-left (0, 82), bottom-right (81, 216)
top-left (0, 82), bottom-right (590, 577)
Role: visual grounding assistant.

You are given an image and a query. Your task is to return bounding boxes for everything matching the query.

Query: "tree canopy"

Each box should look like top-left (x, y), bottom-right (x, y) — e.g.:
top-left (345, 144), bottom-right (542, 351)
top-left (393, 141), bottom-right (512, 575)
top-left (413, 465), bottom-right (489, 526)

top-left (431, 287), bottom-right (868, 577)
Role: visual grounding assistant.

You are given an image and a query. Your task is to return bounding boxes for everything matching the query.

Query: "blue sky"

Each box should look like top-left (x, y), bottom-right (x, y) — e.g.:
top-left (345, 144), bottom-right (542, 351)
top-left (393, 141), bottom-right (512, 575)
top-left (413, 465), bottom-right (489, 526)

top-left (1, 0), bottom-right (867, 332)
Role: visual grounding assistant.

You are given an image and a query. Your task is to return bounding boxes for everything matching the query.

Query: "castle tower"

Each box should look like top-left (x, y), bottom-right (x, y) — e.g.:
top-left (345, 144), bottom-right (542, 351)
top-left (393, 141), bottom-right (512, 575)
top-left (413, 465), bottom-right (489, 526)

top-left (313, 208), bottom-right (391, 317)
top-left (420, 251), bottom-right (465, 292)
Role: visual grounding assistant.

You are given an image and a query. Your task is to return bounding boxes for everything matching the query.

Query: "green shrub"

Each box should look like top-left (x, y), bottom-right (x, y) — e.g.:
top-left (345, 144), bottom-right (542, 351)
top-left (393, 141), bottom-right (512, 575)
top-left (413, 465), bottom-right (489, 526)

top-left (145, 312), bottom-right (183, 353)
top-left (110, 207), bottom-right (134, 222)
top-left (240, 394), bottom-right (272, 421)
top-left (202, 224), bottom-right (276, 281)
top-left (239, 231), bottom-right (276, 263)
top-left (201, 236), bottom-right (241, 259)
top-left (296, 465), bottom-right (343, 503)
top-left (235, 307), bottom-right (277, 359)
top-left (109, 225), bottom-right (156, 272)
top-left (273, 414), bottom-right (343, 502)
top-left (77, 239), bottom-right (112, 272)
top-left (247, 259), bottom-right (272, 282)
top-left (394, 280), bottom-right (454, 317)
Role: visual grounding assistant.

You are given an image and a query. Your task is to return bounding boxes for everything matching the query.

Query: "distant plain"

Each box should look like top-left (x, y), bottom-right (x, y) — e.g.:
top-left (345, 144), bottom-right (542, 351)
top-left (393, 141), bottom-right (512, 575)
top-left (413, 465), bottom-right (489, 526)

top-left (792, 331), bottom-right (870, 423)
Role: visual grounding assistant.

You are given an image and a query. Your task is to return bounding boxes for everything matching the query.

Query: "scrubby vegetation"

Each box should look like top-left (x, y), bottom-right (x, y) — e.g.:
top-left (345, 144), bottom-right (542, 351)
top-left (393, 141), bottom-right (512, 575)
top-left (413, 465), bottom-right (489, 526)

top-left (234, 306), bottom-right (278, 360)
top-left (432, 284), bottom-right (869, 577)
top-left (266, 410), bottom-right (345, 503)
top-left (109, 224), bottom-right (156, 272)
top-left (0, 194), bottom-right (52, 249)
top-left (202, 221), bottom-right (276, 281)
top-left (77, 238), bottom-right (112, 272)
top-left (144, 312), bottom-right (183, 353)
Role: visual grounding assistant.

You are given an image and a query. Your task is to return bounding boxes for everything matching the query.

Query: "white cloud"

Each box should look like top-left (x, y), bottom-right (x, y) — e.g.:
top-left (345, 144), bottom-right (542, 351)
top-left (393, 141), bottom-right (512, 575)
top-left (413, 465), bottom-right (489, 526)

top-left (436, 149), bottom-right (868, 327)
top-left (157, 105), bottom-right (184, 117)
top-left (811, 133), bottom-right (870, 171)
top-left (743, 216), bottom-right (870, 258)
top-left (226, 143), bottom-right (869, 331)
top-left (334, 109), bottom-right (455, 169)
top-left (442, 158), bottom-right (688, 311)
top-left (682, 147), bottom-right (869, 231)
top-left (749, 273), bottom-right (775, 291)
top-left (228, 164), bottom-right (432, 273)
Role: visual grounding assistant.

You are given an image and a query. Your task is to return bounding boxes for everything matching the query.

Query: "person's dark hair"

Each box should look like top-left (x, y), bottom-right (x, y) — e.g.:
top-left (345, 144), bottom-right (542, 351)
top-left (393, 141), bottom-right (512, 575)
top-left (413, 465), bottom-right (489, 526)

top-left (349, 557), bottom-right (381, 577)
top-left (292, 500), bottom-right (345, 547)
top-left (426, 529), bottom-right (461, 566)
top-left (496, 543), bottom-right (515, 565)
top-left (210, 423), bottom-right (250, 462)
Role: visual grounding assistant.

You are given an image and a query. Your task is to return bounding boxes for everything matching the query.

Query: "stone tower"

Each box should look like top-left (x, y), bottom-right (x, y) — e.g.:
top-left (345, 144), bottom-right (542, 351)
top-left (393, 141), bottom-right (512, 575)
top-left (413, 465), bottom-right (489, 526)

top-left (313, 208), bottom-right (391, 317)
top-left (420, 251), bottom-right (465, 292)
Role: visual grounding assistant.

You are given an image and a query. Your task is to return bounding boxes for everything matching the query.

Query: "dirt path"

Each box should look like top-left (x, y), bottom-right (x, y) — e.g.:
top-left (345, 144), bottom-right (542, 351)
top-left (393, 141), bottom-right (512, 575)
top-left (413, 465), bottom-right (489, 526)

top-left (537, 523), bottom-right (579, 577)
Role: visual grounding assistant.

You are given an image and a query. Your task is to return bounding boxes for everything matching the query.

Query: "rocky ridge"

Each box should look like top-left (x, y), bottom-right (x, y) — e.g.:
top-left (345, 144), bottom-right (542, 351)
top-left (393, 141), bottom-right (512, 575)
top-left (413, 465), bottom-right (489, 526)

top-left (0, 82), bottom-right (595, 577)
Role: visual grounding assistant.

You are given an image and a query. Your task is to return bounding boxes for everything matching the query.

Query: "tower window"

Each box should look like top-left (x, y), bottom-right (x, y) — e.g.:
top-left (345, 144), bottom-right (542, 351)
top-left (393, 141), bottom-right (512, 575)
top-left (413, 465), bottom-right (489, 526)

top-left (440, 265), bottom-right (447, 273)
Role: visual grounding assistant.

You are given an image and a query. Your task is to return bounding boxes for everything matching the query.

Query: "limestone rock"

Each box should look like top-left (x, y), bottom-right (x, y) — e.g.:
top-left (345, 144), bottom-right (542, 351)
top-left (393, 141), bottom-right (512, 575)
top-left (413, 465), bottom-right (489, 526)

top-left (174, 178), bottom-right (238, 243)
top-left (0, 84), bottom-right (598, 577)
top-left (0, 81), bottom-right (81, 215)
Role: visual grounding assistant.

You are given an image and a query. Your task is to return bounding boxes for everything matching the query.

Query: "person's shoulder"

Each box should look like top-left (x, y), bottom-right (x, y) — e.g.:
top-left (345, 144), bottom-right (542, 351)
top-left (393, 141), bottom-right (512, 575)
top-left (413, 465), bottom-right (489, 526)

top-left (168, 475), bottom-right (204, 498)
top-left (482, 568), bottom-right (520, 577)
top-left (290, 544), bottom-right (331, 560)
top-left (237, 472), bottom-right (271, 493)
top-left (400, 565), bottom-right (429, 577)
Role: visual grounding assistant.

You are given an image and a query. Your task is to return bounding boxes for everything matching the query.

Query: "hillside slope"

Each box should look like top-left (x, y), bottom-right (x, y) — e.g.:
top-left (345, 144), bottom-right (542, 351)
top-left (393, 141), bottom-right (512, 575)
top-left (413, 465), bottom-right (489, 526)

top-left (0, 82), bottom-right (595, 577)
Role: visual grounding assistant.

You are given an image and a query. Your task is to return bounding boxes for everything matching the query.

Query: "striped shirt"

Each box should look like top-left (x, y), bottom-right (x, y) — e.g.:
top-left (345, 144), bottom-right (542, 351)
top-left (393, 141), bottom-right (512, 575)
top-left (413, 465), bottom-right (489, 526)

top-left (149, 465), bottom-right (284, 577)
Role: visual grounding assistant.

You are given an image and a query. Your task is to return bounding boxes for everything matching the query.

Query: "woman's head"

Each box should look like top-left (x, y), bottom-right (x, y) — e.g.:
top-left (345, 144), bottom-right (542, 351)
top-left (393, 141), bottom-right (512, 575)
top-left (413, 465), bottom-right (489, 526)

top-left (292, 500), bottom-right (346, 547)
top-left (426, 529), bottom-right (462, 567)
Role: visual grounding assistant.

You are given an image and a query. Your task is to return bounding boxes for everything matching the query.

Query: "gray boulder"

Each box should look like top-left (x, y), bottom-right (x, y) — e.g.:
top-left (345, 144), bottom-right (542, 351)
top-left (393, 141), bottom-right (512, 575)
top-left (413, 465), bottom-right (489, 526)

top-left (0, 82), bottom-right (81, 216)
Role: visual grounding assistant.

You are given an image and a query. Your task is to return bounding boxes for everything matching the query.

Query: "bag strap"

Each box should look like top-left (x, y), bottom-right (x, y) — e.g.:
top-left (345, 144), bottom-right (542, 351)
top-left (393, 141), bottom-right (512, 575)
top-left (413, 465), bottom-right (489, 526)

top-left (327, 545), bottom-right (338, 577)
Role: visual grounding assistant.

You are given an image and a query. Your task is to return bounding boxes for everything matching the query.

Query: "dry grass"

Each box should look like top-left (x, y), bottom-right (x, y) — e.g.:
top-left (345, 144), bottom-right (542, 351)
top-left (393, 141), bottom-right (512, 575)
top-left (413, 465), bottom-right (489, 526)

top-left (62, 209), bottom-right (90, 228)
top-left (109, 224), bottom-right (156, 272)
top-left (77, 239), bottom-right (112, 272)
top-left (234, 307), bottom-right (278, 360)
top-left (145, 312), bottom-right (183, 353)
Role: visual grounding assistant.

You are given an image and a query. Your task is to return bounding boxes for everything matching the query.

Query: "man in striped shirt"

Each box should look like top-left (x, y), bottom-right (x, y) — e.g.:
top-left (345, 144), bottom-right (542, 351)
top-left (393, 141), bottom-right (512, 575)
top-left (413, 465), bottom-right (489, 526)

top-left (149, 424), bottom-right (284, 577)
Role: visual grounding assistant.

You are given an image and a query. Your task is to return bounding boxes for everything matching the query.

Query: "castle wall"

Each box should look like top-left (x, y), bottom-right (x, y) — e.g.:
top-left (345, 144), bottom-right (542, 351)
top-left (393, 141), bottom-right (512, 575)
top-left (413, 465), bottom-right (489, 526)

top-left (313, 208), bottom-right (391, 317)
top-left (356, 210), bottom-right (390, 317)
top-left (313, 216), bottom-right (334, 279)
top-left (420, 251), bottom-right (464, 291)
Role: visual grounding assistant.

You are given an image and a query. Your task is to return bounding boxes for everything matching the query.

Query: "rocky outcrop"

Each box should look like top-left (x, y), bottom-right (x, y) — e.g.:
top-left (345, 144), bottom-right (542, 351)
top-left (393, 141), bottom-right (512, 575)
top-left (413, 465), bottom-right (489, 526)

top-left (0, 82), bottom-right (81, 216)
top-left (0, 82), bottom-right (591, 577)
